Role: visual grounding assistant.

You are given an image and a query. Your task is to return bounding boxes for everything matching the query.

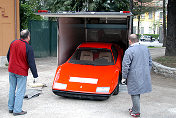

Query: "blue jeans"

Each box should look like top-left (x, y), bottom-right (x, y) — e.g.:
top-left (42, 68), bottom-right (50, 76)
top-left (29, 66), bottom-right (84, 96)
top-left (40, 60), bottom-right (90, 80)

top-left (8, 72), bottom-right (27, 113)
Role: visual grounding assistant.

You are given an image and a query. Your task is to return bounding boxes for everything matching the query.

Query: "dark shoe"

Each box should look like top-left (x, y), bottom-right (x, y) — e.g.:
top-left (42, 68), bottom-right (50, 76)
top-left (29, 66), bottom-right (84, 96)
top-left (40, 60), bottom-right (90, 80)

top-left (9, 110), bottom-right (13, 113)
top-left (129, 108), bottom-right (132, 113)
top-left (130, 112), bottom-right (140, 117)
top-left (13, 111), bottom-right (27, 116)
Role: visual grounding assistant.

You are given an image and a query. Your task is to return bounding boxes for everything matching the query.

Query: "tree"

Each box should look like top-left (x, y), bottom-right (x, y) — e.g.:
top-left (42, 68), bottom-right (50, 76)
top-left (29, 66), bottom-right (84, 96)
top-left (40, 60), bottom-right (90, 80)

top-left (20, 0), bottom-right (42, 30)
top-left (106, 0), bottom-right (129, 12)
top-left (20, 0), bottom-right (130, 29)
top-left (130, 0), bottom-right (134, 33)
top-left (20, 4), bottom-right (42, 30)
top-left (165, 0), bottom-right (176, 56)
top-left (21, 0), bottom-right (44, 12)
top-left (42, 0), bottom-right (129, 12)
top-left (162, 0), bottom-right (166, 47)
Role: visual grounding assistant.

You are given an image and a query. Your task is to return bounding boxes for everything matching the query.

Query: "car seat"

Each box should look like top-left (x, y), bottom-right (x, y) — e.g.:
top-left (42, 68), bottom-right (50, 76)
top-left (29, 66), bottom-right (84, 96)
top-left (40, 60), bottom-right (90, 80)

top-left (80, 51), bottom-right (93, 61)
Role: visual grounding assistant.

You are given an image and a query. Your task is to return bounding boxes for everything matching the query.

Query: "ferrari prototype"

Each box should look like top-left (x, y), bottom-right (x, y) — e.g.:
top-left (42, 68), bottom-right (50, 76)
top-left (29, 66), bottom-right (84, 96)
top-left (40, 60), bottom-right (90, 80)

top-left (52, 42), bottom-right (123, 100)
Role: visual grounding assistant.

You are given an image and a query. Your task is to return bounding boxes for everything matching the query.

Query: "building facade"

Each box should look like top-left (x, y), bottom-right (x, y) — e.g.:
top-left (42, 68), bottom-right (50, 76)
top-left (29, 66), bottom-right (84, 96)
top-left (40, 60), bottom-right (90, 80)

top-left (133, 10), bottom-right (164, 34)
top-left (133, 0), bottom-right (167, 35)
top-left (0, 0), bottom-right (20, 67)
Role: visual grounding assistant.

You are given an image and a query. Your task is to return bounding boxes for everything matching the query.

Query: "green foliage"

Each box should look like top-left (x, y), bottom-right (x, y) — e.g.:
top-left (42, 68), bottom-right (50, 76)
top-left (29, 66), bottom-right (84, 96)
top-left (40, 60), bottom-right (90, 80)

top-left (108, 0), bottom-right (129, 11)
top-left (44, 0), bottom-right (73, 12)
top-left (21, 0), bottom-right (44, 12)
top-left (43, 0), bottom-right (129, 12)
top-left (132, 0), bottom-right (162, 16)
top-left (86, 0), bottom-right (110, 11)
top-left (20, 3), bottom-right (42, 30)
top-left (5, 63), bottom-right (9, 66)
top-left (20, 0), bottom-right (130, 29)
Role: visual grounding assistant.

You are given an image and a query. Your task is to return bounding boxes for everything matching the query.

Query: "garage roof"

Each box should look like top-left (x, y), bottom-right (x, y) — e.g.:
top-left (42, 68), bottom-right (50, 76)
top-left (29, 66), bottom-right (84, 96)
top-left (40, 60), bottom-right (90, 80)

top-left (36, 12), bottom-right (132, 18)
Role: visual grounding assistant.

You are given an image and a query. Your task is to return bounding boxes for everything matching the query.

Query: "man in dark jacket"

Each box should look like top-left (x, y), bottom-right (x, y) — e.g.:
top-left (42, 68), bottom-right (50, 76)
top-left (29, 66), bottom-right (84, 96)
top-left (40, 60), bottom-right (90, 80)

top-left (7, 29), bottom-right (38, 116)
top-left (122, 34), bottom-right (152, 117)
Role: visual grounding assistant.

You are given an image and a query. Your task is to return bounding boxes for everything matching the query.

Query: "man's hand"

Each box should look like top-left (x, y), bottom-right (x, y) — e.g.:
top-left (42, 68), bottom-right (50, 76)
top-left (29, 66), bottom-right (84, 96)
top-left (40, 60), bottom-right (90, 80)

top-left (121, 78), bottom-right (127, 85)
top-left (33, 78), bottom-right (37, 83)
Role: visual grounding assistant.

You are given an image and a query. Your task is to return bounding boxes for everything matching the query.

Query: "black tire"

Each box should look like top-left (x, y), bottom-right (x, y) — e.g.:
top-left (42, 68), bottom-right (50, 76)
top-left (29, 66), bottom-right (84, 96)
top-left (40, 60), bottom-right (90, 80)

top-left (113, 74), bottom-right (121, 95)
top-left (113, 82), bottom-right (119, 95)
top-left (119, 72), bottom-right (122, 84)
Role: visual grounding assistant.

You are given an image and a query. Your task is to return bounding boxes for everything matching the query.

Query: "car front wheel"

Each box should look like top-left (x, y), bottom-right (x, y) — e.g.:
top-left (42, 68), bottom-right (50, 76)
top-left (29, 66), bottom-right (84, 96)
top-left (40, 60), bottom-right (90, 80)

top-left (113, 82), bottom-right (119, 95)
top-left (113, 76), bottom-right (120, 95)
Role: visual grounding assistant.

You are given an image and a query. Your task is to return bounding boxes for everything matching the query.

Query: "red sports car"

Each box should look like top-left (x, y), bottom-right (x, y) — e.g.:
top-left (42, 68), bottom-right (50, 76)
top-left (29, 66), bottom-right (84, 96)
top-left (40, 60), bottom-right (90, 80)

top-left (52, 42), bottom-right (123, 100)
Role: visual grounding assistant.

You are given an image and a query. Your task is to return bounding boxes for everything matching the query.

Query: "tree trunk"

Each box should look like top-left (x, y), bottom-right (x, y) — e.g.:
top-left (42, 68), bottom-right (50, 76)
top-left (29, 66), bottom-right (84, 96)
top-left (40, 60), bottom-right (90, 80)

top-left (137, 1), bottom-right (142, 34)
top-left (130, 0), bottom-right (133, 34)
top-left (137, 15), bottom-right (140, 34)
top-left (163, 0), bottom-right (167, 47)
top-left (165, 0), bottom-right (176, 56)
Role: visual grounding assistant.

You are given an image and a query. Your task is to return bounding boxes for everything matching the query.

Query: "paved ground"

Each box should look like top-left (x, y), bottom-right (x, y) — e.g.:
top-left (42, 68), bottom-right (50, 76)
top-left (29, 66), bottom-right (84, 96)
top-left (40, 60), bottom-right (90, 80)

top-left (139, 41), bottom-right (163, 47)
top-left (0, 47), bottom-right (176, 118)
top-left (149, 47), bottom-right (166, 59)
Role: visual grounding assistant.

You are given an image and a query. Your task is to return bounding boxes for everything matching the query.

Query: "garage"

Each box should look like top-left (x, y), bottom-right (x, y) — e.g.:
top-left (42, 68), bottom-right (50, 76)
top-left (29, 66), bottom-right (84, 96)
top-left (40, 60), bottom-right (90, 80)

top-left (36, 12), bottom-right (132, 65)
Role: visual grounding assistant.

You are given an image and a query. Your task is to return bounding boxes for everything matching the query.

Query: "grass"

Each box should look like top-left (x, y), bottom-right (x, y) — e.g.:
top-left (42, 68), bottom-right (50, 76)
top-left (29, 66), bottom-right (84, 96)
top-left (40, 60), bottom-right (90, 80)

top-left (148, 46), bottom-right (162, 48)
top-left (154, 56), bottom-right (176, 68)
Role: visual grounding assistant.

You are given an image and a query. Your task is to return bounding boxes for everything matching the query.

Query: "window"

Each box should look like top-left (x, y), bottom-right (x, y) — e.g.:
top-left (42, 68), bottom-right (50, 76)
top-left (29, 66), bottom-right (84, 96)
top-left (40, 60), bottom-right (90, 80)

top-left (133, 26), bottom-right (137, 34)
top-left (149, 27), bottom-right (152, 34)
top-left (149, 12), bottom-right (153, 19)
top-left (141, 14), bottom-right (145, 19)
top-left (141, 27), bottom-right (144, 34)
top-left (133, 16), bottom-right (137, 19)
top-left (160, 12), bottom-right (163, 19)
top-left (111, 46), bottom-right (118, 63)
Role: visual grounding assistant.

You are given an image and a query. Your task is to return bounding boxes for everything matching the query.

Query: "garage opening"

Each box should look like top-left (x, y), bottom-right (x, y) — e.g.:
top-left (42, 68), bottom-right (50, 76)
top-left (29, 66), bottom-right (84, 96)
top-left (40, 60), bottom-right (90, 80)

top-left (36, 12), bottom-right (132, 65)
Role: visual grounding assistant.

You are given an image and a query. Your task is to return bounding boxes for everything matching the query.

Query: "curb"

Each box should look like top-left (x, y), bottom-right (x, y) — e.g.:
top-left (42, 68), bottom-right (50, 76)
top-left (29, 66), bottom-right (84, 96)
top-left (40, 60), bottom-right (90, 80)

top-left (152, 61), bottom-right (176, 79)
top-left (0, 56), bottom-right (8, 67)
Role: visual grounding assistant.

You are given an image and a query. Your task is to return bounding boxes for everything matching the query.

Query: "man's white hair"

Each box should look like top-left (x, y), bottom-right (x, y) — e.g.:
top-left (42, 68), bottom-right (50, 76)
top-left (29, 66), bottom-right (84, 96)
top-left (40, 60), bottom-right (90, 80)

top-left (20, 30), bottom-right (30, 39)
top-left (129, 34), bottom-right (138, 43)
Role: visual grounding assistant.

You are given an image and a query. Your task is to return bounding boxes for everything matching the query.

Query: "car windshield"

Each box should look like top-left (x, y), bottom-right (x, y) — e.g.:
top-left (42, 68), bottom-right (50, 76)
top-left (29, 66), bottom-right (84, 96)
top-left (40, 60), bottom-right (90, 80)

top-left (68, 48), bottom-right (115, 66)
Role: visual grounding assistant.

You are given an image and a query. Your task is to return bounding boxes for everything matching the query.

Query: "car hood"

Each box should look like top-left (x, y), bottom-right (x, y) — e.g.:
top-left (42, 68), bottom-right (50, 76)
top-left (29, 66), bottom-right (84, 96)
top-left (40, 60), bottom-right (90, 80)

top-left (57, 62), bottom-right (118, 86)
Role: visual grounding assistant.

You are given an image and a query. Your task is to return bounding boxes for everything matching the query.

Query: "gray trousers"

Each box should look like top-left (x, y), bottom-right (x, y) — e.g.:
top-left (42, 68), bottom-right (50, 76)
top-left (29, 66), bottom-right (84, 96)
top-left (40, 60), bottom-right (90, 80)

top-left (131, 94), bottom-right (140, 113)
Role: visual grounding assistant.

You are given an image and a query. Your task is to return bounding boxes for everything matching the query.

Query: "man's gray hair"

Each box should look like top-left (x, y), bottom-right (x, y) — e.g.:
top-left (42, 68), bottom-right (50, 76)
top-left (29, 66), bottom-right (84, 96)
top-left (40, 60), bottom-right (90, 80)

top-left (20, 30), bottom-right (30, 39)
top-left (129, 34), bottom-right (139, 43)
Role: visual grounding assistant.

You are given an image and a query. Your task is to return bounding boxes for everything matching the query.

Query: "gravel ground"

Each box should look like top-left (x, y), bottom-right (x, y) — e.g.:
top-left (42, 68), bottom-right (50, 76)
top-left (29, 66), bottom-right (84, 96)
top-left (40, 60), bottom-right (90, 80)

top-left (0, 48), bottom-right (176, 118)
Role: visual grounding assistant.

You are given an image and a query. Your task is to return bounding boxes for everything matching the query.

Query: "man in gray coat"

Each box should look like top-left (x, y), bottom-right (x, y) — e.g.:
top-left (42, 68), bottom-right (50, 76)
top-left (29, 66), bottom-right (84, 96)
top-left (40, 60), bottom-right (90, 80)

top-left (122, 34), bottom-right (152, 117)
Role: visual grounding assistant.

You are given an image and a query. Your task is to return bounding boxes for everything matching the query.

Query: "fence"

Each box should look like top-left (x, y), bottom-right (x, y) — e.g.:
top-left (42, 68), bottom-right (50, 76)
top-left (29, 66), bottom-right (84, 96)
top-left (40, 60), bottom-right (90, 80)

top-left (29, 20), bottom-right (57, 57)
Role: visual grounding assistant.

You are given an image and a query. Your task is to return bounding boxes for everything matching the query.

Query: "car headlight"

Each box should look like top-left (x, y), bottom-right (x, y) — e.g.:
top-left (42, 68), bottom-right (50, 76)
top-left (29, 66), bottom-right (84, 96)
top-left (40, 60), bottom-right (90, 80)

top-left (53, 83), bottom-right (67, 90)
top-left (96, 87), bottom-right (110, 93)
